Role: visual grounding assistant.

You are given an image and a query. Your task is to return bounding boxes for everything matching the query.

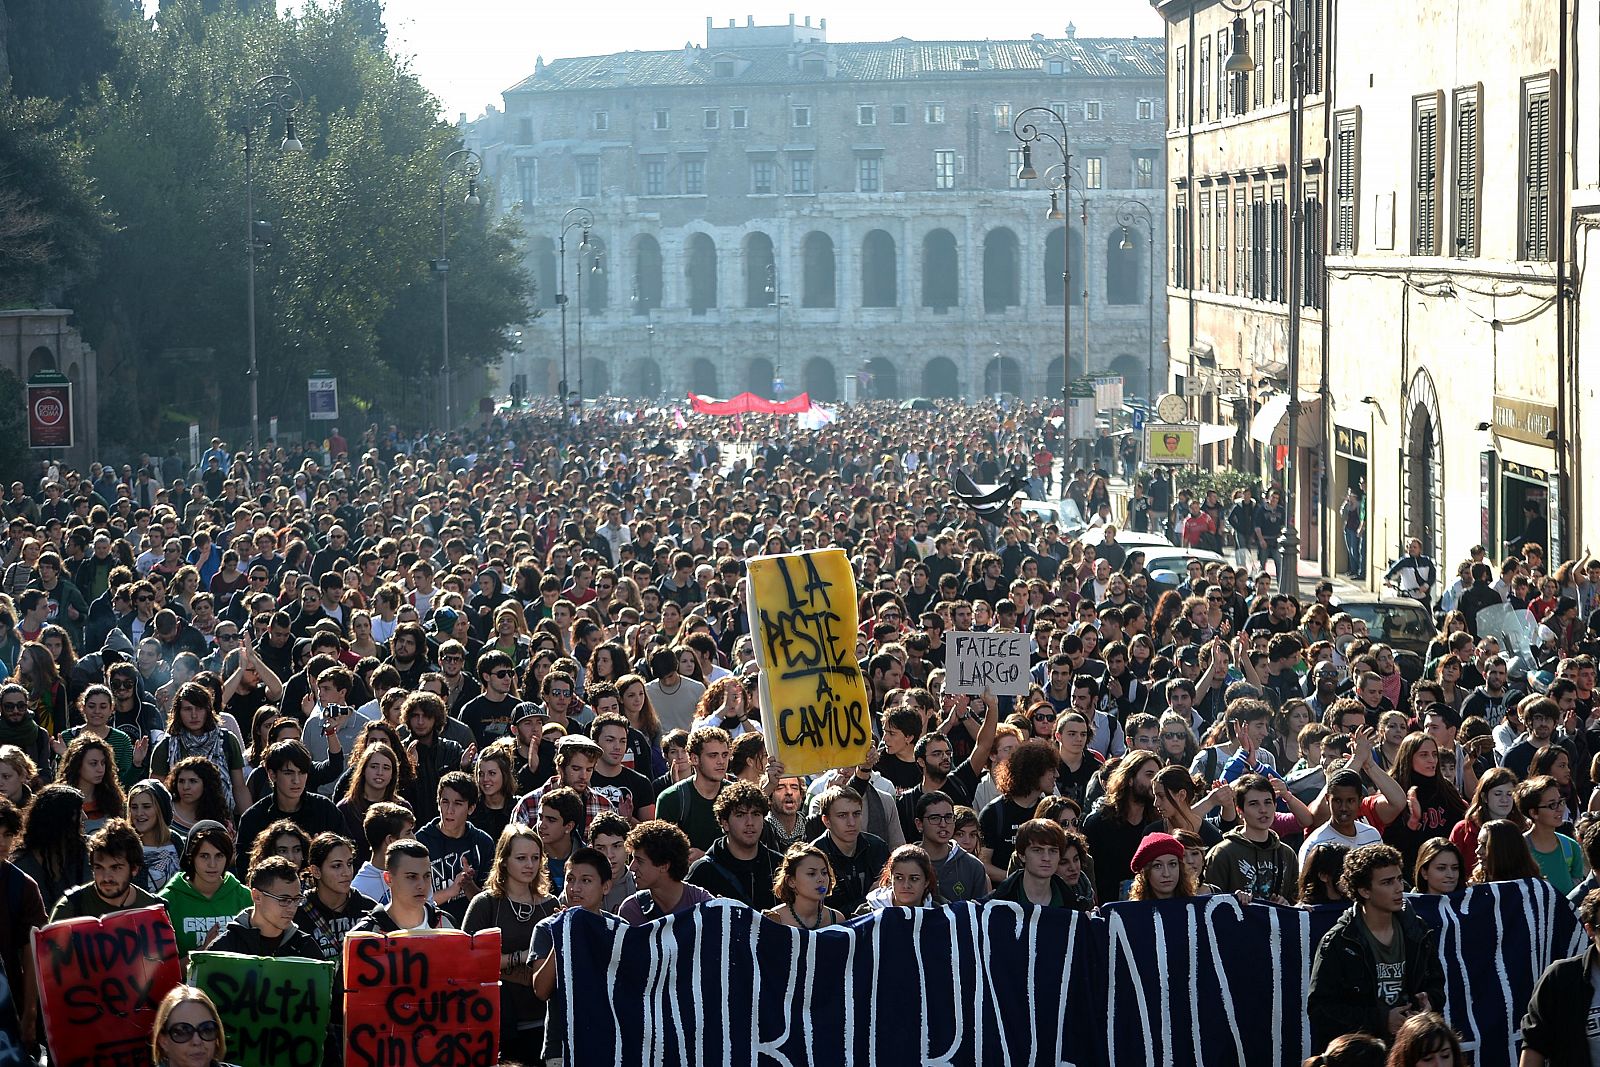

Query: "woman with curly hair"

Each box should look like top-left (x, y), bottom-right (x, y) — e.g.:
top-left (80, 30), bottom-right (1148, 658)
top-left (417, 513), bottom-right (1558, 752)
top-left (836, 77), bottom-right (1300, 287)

top-left (166, 755), bottom-right (232, 835)
top-left (58, 733), bottom-right (126, 833)
top-left (978, 739), bottom-right (1060, 885)
top-left (12, 783), bottom-right (89, 910)
top-left (1128, 832), bottom-right (1196, 902)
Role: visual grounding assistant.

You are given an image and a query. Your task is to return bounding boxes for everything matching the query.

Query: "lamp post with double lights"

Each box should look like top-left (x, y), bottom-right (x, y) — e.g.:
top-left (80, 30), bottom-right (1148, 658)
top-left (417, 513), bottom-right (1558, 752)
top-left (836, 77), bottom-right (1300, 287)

top-left (435, 148), bottom-right (481, 430)
top-left (1223, 0), bottom-right (1308, 599)
top-left (765, 262), bottom-right (785, 398)
top-left (1012, 106), bottom-right (1072, 502)
top-left (1116, 200), bottom-right (1157, 409)
top-left (575, 243), bottom-right (603, 420)
top-left (555, 208), bottom-right (592, 421)
top-left (241, 73), bottom-right (305, 457)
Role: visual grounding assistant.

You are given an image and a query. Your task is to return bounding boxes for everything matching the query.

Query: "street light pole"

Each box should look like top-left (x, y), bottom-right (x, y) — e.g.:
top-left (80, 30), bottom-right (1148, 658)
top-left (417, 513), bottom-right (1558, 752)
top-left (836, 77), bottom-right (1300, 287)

top-left (1225, 0), bottom-right (1305, 598)
top-left (1012, 106), bottom-right (1072, 502)
top-left (556, 208), bottom-right (592, 424)
top-left (765, 262), bottom-right (783, 397)
top-left (575, 246), bottom-right (602, 421)
top-left (242, 73), bottom-right (304, 458)
top-left (437, 148), bottom-right (482, 431)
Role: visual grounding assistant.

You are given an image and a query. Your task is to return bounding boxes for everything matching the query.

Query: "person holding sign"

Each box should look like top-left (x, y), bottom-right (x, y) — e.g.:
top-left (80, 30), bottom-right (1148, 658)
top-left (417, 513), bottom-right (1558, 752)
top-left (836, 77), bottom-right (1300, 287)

top-left (206, 856), bottom-right (322, 958)
top-left (48, 818), bottom-right (161, 920)
top-left (531, 847), bottom-right (613, 1066)
top-left (152, 985), bottom-right (234, 1067)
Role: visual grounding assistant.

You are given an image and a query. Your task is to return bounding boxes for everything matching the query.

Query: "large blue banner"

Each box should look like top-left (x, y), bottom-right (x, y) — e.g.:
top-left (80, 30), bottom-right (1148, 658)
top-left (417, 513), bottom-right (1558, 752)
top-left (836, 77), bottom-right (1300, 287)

top-left (552, 879), bottom-right (1581, 1067)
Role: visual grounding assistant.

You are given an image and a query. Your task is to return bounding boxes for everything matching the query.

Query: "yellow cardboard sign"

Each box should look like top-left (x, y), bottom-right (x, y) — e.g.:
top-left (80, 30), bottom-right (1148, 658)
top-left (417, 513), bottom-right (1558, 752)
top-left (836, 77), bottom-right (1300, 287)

top-left (746, 548), bottom-right (872, 776)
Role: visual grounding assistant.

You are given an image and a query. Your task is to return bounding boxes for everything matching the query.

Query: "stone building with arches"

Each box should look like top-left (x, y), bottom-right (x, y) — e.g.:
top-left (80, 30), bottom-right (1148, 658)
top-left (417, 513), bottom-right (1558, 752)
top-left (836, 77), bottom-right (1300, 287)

top-left (473, 17), bottom-right (1166, 408)
top-left (0, 310), bottom-right (100, 469)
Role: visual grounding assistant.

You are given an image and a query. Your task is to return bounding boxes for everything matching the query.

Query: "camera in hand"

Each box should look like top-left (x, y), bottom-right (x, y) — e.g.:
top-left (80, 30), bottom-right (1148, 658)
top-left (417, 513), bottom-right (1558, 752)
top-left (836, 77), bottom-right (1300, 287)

top-left (322, 704), bottom-right (353, 734)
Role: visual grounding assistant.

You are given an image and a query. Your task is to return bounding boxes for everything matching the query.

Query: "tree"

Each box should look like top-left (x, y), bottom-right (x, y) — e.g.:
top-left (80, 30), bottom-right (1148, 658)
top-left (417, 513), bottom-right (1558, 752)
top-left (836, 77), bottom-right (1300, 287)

top-left (2, 0), bottom-right (134, 107)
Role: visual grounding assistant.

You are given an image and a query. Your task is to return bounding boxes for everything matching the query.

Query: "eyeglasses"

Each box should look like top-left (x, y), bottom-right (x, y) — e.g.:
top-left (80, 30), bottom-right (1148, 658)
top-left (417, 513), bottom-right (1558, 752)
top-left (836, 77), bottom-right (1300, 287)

top-left (487, 668), bottom-right (515, 679)
top-left (136, 594), bottom-right (155, 603)
top-left (257, 887), bottom-right (300, 907)
top-left (921, 812), bottom-right (954, 824)
top-left (1032, 712), bottom-right (1055, 722)
top-left (0, 700), bottom-right (26, 711)
top-left (1535, 800), bottom-right (1567, 812)
top-left (216, 633), bottom-right (239, 642)
top-left (1161, 732), bottom-right (1187, 741)
top-left (163, 1021), bottom-right (220, 1044)
top-left (547, 688), bottom-right (572, 697)
top-left (112, 679), bottom-right (135, 690)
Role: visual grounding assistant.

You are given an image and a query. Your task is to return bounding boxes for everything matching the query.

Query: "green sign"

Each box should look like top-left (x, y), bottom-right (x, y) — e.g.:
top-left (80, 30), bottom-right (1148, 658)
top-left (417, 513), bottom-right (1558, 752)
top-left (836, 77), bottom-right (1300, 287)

top-left (190, 950), bottom-right (334, 1067)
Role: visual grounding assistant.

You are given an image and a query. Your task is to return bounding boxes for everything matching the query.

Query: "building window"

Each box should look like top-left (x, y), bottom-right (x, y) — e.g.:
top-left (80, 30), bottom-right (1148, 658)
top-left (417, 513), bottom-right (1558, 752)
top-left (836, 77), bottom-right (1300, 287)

top-left (1008, 148), bottom-right (1026, 189)
top-left (703, 109), bottom-right (719, 130)
top-left (592, 110), bottom-right (609, 132)
top-left (714, 60), bottom-right (735, 78)
top-left (517, 117), bottom-right (533, 144)
top-left (1412, 92), bottom-right (1443, 256)
top-left (1138, 99), bottom-right (1155, 121)
top-left (1333, 109), bottom-right (1360, 255)
top-left (1133, 155), bottom-right (1154, 189)
top-left (1521, 75), bottom-right (1554, 261)
top-left (960, 58), bottom-right (980, 71)
top-left (578, 160), bottom-right (598, 198)
top-left (858, 156), bottom-right (881, 193)
top-left (683, 158), bottom-right (705, 195)
top-left (653, 109), bottom-right (669, 131)
top-left (1173, 193), bottom-right (1190, 288)
top-left (750, 159), bottom-right (775, 195)
top-left (993, 103), bottom-right (1011, 132)
top-left (892, 104), bottom-right (909, 124)
top-left (1215, 185), bottom-right (1229, 291)
top-left (1233, 187), bottom-right (1247, 294)
top-left (1249, 188), bottom-right (1266, 299)
top-left (934, 150), bottom-right (956, 190)
top-left (791, 158), bottom-right (814, 194)
top-left (925, 103), bottom-right (945, 124)
top-left (643, 160), bottom-right (664, 196)
top-left (1175, 47), bottom-right (1187, 126)
top-left (1453, 85), bottom-right (1482, 257)
top-left (516, 159), bottom-right (537, 205)
top-left (1253, 10), bottom-right (1266, 110)
top-left (802, 57), bottom-right (825, 75)
top-left (1302, 181), bottom-right (1325, 309)
top-left (1084, 101), bottom-right (1102, 121)
top-left (1270, 184), bottom-right (1287, 302)
top-left (1216, 29), bottom-right (1230, 119)
top-left (730, 107), bottom-right (748, 129)
top-left (792, 106), bottom-right (811, 128)
top-left (1085, 157), bottom-right (1103, 189)
top-left (1199, 192), bottom-right (1212, 289)
top-left (1273, 9), bottom-right (1286, 103)
top-left (1047, 58), bottom-right (1066, 76)
top-left (1199, 38), bottom-right (1211, 123)
top-left (858, 104), bottom-right (876, 126)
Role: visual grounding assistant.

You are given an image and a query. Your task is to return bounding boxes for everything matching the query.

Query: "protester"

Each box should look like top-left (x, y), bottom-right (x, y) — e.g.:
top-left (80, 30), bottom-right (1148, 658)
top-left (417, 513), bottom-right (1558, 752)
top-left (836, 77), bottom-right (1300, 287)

top-left (463, 823), bottom-right (557, 1063)
top-left (1519, 886), bottom-right (1600, 1067)
top-left (763, 843), bottom-right (845, 929)
top-left (48, 818), bottom-right (160, 920)
top-left (206, 855), bottom-right (323, 957)
top-left (616, 819), bottom-right (715, 924)
top-left (150, 985), bottom-right (230, 1067)
top-left (159, 820), bottom-right (252, 955)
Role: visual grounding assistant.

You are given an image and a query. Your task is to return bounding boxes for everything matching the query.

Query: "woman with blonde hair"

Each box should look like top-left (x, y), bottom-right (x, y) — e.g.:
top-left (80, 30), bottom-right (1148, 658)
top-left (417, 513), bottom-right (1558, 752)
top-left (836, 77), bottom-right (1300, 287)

top-left (151, 985), bottom-right (232, 1067)
top-left (463, 823), bottom-right (557, 1063)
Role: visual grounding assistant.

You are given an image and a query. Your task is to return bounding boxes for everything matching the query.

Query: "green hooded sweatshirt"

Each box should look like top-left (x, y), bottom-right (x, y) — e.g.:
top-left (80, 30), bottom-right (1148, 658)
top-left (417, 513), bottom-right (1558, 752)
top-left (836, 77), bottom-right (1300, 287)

top-left (158, 872), bottom-right (252, 955)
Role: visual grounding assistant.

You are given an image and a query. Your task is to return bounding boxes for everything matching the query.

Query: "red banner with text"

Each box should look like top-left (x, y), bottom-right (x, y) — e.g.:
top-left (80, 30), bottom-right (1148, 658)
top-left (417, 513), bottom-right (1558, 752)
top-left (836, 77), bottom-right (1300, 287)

top-left (687, 391), bottom-right (812, 415)
top-left (343, 928), bottom-right (500, 1067)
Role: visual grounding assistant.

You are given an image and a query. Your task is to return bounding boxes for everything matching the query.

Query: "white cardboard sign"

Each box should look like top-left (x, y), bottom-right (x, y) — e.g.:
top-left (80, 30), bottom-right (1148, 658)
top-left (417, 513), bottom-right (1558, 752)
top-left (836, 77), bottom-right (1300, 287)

top-left (946, 630), bottom-right (1031, 696)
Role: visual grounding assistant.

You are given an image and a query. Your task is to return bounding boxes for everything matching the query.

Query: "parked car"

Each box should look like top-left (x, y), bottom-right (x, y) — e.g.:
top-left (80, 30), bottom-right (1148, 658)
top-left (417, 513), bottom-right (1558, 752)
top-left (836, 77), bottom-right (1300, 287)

top-left (1079, 526), bottom-right (1172, 549)
top-left (1144, 548), bottom-right (1228, 596)
top-left (1333, 592), bottom-right (1437, 680)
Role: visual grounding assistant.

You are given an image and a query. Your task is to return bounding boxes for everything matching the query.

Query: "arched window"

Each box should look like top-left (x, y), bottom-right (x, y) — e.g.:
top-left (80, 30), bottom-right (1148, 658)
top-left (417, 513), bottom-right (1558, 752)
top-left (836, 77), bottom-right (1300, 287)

top-left (632, 235), bottom-right (662, 313)
top-left (982, 228), bottom-right (1020, 312)
top-left (1044, 229), bottom-right (1085, 307)
top-left (804, 357), bottom-right (838, 402)
top-left (923, 357), bottom-right (959, 398)
top-left (801, 231), bottom-right (836, 308)
top-left (861, 230), bottom-right (897, 307)
top-left (743, 232), bottom-right (776, 308)
top-left (1105, 230), bottom-right (1139, 305)
top-left (529, 238), bottom-right (558, 309)
top-left (685, 233), bottom-right (718, 314)
top-left (862, 358), bottom-right (900, 400)
top-left (921, 229), bottom-right (959, 310)
top-left (690, 357), bottom-right (719, 396)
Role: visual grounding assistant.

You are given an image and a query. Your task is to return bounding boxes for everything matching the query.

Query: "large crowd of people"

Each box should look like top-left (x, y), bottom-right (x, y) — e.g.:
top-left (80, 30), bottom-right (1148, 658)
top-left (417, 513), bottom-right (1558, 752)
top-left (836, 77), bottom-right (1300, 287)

top-left (0, 398), bottom-right (1594, 1067)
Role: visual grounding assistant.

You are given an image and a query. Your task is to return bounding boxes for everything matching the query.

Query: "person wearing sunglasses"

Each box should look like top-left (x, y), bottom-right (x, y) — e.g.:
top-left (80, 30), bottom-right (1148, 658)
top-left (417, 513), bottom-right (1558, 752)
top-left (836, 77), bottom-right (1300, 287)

top-left (205, 854), bottom-right (322, 958)
top-left (151, 984), bottom-right (233, 1067)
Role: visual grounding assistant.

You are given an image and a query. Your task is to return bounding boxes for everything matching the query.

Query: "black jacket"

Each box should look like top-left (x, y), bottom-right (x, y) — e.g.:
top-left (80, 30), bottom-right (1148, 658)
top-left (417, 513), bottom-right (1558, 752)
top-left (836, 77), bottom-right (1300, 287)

top-left (1457, 581), bottom-right (1503, 636)
top-left (1521, 944), bottom-right (1598, 1067)
top-left (207, 908), bottom-right (324, 959)
top-left (685, 837), bottom-right (780, 909)
top-left (983, 869), bottom-right (1092, 910)
top-left (1308, 903), bottom-right (1446, 1052)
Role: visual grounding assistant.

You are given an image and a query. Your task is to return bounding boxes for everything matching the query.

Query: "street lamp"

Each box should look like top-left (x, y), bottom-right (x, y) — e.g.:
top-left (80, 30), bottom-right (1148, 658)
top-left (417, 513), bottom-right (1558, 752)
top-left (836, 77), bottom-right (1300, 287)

top-left (436, 147), bottom-right (481, 430)
top-left (1223, 0), bottom-right (1308, 599)
top-left (765, 262), bottom-right (784, 398)
top-left (1115, 200), bottom-right (1157, 410)
top-left (575, 244), bottom-right (603, 420)
top-left (241, 73), bottom-right (305, 457)
top-left (1013, 106), bottom-right (1072, 502)
top-left (556, 208), bottom-right (592, 422)
top-left (632, 285), bottom-right (657, 398)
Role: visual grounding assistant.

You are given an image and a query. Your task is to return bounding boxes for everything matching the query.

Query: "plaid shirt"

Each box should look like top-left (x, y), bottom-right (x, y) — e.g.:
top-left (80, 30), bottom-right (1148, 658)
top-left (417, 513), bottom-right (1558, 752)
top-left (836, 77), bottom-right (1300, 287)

top-left (513, 782), bottom-right (614, 832)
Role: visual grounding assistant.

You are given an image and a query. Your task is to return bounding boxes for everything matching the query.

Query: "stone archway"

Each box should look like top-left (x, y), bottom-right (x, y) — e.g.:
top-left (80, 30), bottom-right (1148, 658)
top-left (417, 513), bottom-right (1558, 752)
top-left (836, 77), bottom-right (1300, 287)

top-left (923, 357), bottom-right (959, 398)
top-left (1402, 368), bottom-right (1444, 557)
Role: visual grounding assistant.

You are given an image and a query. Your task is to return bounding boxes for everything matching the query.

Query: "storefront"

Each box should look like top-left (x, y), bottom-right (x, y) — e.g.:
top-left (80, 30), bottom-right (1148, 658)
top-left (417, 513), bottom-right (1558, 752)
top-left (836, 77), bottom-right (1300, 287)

top-left (1333, 424), bottom-right (1369, 577)
top-left (1487, 394), bottom-right (1560, 562)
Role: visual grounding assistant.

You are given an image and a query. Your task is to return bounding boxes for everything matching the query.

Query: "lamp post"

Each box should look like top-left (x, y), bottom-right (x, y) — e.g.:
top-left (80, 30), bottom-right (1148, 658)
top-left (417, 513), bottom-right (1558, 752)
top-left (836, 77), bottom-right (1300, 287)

top-left (241, 73), bottom-right (304, 458)
top-left (575, 245), bottom-right (603, 420)
top-left (765, 262), bottom-right (784, 397)
top-left (436, 148), bottom-right (481, 430)
top-left (1224, 0), bottom-right (1307, 599)
top-left (632, 285), bottom-right (658, 398)
top-left (1116, 200), bottom-right (1157, 409)
top-left (556, 208), bottom-right (592, 422)
top-left (1013, 106), bottom-right (1072, 501)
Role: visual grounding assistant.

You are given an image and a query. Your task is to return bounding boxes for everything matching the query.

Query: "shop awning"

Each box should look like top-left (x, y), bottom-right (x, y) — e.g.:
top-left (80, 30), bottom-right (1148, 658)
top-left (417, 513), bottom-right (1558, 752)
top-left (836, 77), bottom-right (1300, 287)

top-left (1197, 423), bottom-right (1235, 445)
top-left (1251, 392), bottom-right (1322, 446)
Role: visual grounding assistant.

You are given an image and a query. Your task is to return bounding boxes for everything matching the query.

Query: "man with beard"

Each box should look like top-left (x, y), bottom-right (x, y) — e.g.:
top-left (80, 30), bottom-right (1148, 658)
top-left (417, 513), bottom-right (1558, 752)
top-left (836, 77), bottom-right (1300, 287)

top-left (895, 695), bottom-right (997, 840)
top-left (1460, 654), bottom-right (1521, 732)
top-left (1081, 751), bottom-right (1162, 904)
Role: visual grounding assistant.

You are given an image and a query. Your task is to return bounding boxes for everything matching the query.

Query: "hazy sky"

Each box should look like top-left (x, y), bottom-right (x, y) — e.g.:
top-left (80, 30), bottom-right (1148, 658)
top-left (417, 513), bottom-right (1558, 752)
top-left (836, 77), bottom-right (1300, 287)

top-left (155, 2), bottom-right (1166, 120)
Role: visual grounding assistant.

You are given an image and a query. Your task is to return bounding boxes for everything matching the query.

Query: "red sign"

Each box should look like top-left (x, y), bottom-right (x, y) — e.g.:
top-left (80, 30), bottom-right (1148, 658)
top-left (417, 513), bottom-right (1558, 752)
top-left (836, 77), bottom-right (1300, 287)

top-left (27, 380), bottom-right (73, 448)
top-left (343, 928), bottom-right (500, 1067)
top-left (32, 904), bottom-right (183, 1067)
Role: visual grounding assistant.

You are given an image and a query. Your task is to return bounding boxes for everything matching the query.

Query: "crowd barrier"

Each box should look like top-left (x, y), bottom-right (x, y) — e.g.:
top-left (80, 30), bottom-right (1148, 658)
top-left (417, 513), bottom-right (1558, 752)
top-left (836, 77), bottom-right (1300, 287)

top-left (554, 879), bottom-right (1583, 1067)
